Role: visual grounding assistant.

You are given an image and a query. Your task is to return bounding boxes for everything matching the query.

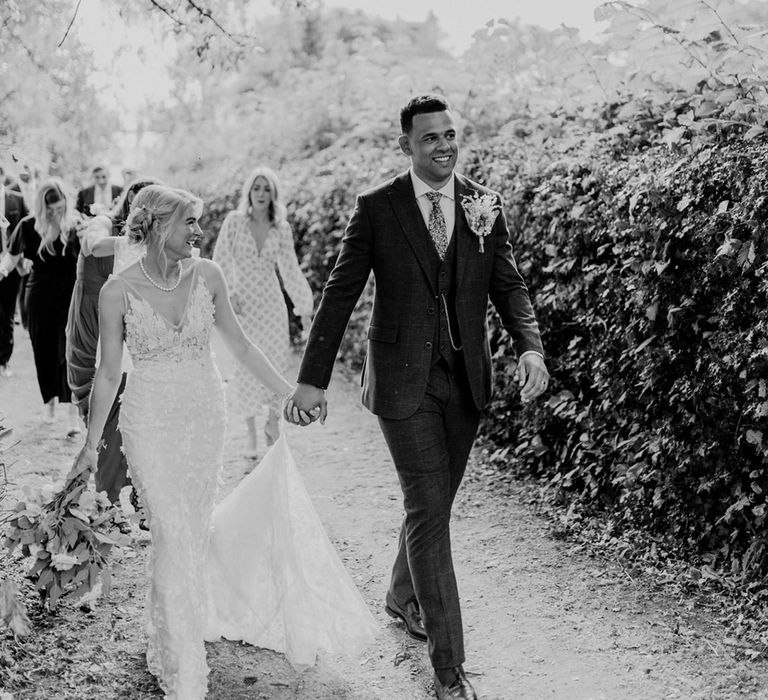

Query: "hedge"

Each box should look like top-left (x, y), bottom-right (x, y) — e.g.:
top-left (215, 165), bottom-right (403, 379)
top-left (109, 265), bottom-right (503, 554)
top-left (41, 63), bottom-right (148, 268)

top-left (465, 133), bottom-right (768, 582)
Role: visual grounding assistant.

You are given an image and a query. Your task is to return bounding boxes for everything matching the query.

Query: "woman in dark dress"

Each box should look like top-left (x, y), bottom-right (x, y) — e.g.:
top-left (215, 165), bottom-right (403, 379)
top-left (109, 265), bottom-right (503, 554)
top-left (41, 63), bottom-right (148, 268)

top-left (0, 179), bottom-right (80, 434)
top-left (65, 177), bottom-right (158, 503)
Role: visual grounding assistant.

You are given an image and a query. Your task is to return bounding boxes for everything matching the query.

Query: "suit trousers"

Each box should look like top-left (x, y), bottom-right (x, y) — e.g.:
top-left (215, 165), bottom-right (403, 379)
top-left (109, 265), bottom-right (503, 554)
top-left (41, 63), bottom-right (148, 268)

top-left (378, 358), bottom-right (480, 669)
top-left (0, 270), bottom-right (20, 366)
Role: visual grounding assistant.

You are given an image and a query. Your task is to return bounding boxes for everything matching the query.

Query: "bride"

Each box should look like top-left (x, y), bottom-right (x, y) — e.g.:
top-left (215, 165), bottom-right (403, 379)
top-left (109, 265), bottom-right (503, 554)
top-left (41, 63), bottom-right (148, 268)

top-left (73, 185), bottom-right (377, 698)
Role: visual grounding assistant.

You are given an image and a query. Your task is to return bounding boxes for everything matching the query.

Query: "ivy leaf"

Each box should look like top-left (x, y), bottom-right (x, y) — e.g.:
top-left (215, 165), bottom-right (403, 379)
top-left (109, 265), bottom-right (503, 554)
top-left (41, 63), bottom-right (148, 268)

top-left (662, 126), bottom-right (687, 146)
top-left (737, 241), bottom-right (756, 270)
top-left (68, 507), bottom-right (90, 523)
top-left (744, 126), bottom-right (766, 140)
top-left (745, 429), bottom-right (763, 447)
top-left (633, 335), bottom-right (657, 354)
top-left (715, 237), bottom-right (739, 259)
top-left (677, 194), bottom-right (694, 211)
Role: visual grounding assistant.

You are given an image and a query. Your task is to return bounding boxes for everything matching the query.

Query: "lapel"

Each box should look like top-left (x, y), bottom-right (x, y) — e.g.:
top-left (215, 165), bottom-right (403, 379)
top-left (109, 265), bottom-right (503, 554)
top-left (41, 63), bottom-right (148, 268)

top-left (387, 171), bottom-right (437, 295)
top-left (453, 173), bottom-right (477, 290)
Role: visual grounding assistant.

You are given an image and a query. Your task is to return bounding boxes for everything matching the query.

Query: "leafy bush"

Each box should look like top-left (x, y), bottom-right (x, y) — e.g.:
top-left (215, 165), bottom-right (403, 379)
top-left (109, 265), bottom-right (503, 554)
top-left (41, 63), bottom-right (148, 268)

top-left (465, 131), bottom-right (768, 581)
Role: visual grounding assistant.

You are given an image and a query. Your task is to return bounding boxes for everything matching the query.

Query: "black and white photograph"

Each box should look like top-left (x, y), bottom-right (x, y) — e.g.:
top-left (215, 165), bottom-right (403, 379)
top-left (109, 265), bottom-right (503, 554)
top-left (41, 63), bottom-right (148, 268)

top-left (1, 0), bottom-right (768, 698)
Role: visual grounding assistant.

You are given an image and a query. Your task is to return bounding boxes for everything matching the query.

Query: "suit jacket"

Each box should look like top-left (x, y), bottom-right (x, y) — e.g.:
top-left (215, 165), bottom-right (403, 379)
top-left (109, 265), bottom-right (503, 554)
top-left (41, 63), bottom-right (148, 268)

top-left (2, 189), bottom-right (28, 253)
top-left (298, 170), bottom-right (544, 419)
top-left (76, 184), bottom-right (123, 215)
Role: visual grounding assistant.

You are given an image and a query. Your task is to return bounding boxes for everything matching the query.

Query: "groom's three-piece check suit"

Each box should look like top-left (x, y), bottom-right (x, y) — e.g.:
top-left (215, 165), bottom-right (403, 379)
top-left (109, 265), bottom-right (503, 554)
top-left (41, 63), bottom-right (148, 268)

top-left (298, 168), bottom-right (544, 670)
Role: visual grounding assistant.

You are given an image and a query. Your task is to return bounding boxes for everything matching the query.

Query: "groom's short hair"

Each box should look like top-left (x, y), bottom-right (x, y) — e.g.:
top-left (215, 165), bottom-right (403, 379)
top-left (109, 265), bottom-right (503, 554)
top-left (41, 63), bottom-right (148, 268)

top-left (400, 94), bottom-right (451, 135)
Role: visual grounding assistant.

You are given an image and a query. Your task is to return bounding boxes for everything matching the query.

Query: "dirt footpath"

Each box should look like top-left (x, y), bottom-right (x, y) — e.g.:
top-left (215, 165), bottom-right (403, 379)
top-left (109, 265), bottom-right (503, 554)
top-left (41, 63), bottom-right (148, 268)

top-left (2, 328), bottom-right (767, 699)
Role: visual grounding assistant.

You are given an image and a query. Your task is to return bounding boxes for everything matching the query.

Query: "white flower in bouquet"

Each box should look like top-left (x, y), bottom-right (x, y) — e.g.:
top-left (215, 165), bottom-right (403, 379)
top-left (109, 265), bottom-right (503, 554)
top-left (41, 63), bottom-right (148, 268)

top-left (51, 552), bottom-right (80, 571)
top-left (460, 191), bottom-right (501, 253)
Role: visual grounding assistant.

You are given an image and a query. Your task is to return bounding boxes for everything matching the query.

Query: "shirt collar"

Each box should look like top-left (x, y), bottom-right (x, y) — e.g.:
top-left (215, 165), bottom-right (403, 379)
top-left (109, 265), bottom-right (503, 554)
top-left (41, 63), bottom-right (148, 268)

top-left (409, 169), bottom-right (455, 201)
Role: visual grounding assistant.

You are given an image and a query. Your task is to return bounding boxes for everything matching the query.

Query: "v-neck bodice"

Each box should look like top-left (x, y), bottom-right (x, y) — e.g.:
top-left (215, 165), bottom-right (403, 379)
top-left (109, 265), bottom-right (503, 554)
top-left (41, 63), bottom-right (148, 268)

top-left (117, 260), bottom-right (216, 365)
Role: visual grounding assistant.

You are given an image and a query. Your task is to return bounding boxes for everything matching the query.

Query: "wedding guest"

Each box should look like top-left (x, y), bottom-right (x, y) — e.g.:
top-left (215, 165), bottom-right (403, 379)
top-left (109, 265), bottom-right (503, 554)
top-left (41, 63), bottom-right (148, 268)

top-left (0, 180), bottom-right (81, 433)
top-left (66, 177), bottom-right (160, 503)
top-left (14, 166), bottom-right (39, 331)
top-left (76, 165), bottom-right (122, 217)
top-left (121, 167), bottom-right (138, 186)
top-left (0, 162), bottom-right (29, 377)
top-left (213, 166), bottom-right (313, 456)
top-left (18, 165), bottom-right (40, 209)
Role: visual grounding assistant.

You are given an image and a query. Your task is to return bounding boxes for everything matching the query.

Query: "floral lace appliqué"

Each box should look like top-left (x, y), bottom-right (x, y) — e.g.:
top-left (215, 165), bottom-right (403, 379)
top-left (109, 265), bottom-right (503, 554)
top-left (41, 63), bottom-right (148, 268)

top-left (123, 276), bottom-right (215, 364)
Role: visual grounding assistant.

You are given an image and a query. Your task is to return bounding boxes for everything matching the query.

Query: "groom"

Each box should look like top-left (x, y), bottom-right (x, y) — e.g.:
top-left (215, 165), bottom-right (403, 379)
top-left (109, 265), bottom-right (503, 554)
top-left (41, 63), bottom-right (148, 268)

top-left (286, 94), bottom-right (548, 699)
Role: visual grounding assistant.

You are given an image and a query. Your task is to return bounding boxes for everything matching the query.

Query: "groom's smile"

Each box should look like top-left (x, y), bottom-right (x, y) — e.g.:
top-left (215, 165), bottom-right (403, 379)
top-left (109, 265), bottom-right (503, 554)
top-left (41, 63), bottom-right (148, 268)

top-left (399, 109), bottom-right (459, 190)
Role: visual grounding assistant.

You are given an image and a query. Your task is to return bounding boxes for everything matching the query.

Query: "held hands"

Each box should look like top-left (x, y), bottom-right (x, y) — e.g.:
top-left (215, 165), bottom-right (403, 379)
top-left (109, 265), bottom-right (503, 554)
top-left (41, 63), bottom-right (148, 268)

top-left (300, 315), bottom-right (312, 342)
top-left (283, 383), bottom-right (327, 426)
top-left (515, 354), bottom-right (550, 403)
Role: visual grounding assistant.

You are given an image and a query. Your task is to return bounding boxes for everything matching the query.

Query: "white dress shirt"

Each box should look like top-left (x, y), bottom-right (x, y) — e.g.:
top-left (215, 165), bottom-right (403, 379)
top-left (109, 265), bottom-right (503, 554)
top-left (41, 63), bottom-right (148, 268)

top-left (94, 183), bottom-right (112, 207)
top-left (410, 169), bottom-right (455, 244)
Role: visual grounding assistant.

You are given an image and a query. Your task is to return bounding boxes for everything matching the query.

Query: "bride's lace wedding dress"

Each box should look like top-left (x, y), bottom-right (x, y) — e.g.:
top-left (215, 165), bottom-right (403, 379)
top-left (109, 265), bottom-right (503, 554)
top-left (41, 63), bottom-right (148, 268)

top-left (116, 259), bottom-right (377, 699)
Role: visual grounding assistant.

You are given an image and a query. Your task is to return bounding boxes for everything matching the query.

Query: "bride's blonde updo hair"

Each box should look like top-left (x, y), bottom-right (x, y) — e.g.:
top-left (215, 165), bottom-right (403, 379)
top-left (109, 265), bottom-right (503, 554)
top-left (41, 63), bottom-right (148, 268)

top-left (125, 185), bottom-right (203, 248)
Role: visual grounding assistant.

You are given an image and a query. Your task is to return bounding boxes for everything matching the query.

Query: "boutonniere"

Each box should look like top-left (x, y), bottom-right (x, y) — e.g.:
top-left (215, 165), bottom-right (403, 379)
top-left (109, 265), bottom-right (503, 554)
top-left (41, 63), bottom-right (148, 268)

top-left (0, 215), bottom-right (9, 232)
top-left (460, 192), bottom-right (500, 253)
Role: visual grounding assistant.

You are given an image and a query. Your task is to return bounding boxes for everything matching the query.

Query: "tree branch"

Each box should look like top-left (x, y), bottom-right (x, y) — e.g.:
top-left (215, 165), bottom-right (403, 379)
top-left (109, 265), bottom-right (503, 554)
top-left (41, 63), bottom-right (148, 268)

top-left (58, 0), bottom-right (84, 48)
top-left (183, 0), bottom-right (243, 45)
top-left (700, 0), bottom-right (739, 45)
top-left (146, 0), bottom-right (185, 27)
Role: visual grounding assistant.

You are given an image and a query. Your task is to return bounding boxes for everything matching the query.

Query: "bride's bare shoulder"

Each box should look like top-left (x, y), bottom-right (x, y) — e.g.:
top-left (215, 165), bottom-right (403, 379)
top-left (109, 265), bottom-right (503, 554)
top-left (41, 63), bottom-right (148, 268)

top-left (197, 256), bottom-right (224, 283)
top-left (99, 274), bottom-right (128, 309)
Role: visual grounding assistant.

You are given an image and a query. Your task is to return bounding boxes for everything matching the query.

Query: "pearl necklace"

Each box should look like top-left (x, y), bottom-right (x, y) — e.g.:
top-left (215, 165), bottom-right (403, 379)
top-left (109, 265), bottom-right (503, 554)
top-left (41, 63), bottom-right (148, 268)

top-left (139, 258), bottom-right (183, 292)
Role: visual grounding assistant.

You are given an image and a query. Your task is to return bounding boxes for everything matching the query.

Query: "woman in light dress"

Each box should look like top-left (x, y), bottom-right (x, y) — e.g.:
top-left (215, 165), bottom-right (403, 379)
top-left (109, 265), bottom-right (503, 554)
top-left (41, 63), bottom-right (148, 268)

top-left (213, 167), bottom-right (313, 456)
top-left (73, 185), bottom-right (376, 698)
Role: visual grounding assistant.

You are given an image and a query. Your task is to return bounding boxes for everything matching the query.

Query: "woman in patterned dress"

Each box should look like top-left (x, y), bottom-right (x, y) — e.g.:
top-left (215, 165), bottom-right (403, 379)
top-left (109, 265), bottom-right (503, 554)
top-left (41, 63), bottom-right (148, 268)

top-left (213, 167), bottom-right (313, 456)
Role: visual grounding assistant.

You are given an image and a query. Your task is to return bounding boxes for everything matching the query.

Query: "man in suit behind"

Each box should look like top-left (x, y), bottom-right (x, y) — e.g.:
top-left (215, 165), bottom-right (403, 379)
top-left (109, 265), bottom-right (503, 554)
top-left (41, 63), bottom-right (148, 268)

top-left (76, 165), bottom-right (122, 216)
top-left (0, 162), bottom-right (29, 376)
top-left (286, 94), bottom-right (549, 699)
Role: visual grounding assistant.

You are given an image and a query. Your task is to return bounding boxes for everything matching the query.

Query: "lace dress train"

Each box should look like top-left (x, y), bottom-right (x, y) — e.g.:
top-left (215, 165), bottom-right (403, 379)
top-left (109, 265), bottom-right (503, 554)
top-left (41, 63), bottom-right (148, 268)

top-left (117, 259), bottom-right (376, 699)
top-left (207, 436), bottom-right (379, 668)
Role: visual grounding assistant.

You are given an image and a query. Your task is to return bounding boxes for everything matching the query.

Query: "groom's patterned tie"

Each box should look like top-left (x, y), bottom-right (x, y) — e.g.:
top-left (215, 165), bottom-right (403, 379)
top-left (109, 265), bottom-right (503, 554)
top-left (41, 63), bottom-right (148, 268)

top-left (425, 191), bottom-right (448, 260)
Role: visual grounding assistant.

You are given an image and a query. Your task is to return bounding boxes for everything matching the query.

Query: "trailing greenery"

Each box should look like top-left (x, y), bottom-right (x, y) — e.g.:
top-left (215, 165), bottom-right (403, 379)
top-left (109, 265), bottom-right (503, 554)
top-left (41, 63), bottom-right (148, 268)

top-left (4, 459), bottom-right (131, 611)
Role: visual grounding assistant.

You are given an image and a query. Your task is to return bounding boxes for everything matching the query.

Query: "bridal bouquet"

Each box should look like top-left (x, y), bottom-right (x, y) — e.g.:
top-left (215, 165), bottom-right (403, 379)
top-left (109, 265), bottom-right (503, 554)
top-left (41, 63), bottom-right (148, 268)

top-left (4, 458), bottom-right (131, 610)
top-left (461, 191), bottom-right (501, 253)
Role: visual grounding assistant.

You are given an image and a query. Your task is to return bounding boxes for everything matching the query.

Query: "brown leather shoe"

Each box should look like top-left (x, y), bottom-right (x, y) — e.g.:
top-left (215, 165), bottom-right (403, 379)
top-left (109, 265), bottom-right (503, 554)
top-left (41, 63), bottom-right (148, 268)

top-left (434, 667), bottom-right (477, 700)
top-left (384, 592), bottom-right (427, 642)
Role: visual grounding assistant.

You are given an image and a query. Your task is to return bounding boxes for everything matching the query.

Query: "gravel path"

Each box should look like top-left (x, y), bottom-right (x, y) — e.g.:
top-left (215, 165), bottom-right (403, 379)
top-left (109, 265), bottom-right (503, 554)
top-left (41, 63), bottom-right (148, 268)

top-left (1, 328), bottom-right (766, 698)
